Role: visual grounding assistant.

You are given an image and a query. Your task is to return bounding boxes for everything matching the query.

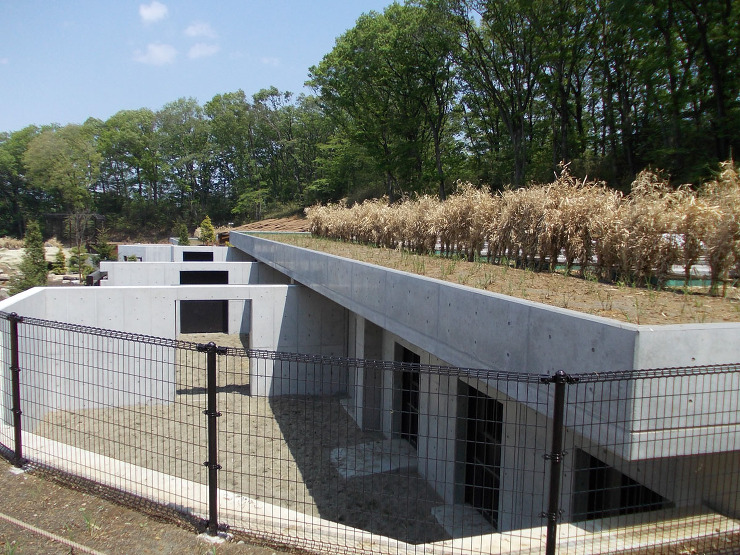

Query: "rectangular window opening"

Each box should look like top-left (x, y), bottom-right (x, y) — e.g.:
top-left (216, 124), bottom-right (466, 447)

top-left (183, 251), bottom-right (214, 262)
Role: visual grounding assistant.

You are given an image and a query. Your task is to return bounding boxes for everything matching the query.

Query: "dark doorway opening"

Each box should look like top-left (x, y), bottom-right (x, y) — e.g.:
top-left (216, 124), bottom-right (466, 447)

top-left (183, 251), bottom-right (214, 262)
top-left (572, 449), bottom-right (669, 521)
top-left (462, 382), bottom-right (503, 529)
top-left (180, 300), bottom-right (228, 333)
top-left (400, 347), bottom-right (420, 449)
top-left (179, 271), bottom-right (228, 285)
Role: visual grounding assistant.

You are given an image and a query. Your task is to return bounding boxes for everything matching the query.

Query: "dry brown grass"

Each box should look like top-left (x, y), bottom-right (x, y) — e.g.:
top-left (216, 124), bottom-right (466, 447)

top-left (306, 162), bottom-right (740, 296)
top-left (260, 232), bottom-right (740, 324)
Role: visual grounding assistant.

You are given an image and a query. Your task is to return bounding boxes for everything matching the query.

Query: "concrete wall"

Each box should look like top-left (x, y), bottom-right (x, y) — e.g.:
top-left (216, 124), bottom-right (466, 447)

top-left (117, 244), bottom-right (252, 263)
top-left (99, 261), bottom-right (290, 286)
top-left (0, 283), bottom-right (348, 431)
top-left (232, 233), bottom-right (740, 461)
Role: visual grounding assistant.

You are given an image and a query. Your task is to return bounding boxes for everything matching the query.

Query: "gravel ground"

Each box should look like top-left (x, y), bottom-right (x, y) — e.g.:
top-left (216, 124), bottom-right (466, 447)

top-left (31, 333), bottom-right (449, 548)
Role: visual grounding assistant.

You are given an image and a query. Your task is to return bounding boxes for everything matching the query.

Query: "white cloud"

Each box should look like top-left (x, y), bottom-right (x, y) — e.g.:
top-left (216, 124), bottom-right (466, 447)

top-left (139, 1), bottom-right (168, 24)
top-left (260, 57), bottom-right (280, 67)
top-left (184, 22), bottom-right (217, 39)
top-left (134, 43), bottom-right (177, 65)
top-left (188, 43), bottom-right (220, 59)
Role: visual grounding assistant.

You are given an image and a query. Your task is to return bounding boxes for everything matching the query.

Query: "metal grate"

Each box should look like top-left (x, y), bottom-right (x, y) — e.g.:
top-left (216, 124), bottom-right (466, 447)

top-left (1, 310), bottom-right (739, 554)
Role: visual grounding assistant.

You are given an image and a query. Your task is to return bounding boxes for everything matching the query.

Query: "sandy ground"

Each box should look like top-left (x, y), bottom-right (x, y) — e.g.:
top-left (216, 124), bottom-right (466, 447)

top-left (31, 333), bottom-right (449, 546)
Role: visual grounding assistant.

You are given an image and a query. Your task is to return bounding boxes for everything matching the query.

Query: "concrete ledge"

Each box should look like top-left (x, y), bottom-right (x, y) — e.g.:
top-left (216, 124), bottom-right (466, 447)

top-left (7, 424), bottom-right (735, 555)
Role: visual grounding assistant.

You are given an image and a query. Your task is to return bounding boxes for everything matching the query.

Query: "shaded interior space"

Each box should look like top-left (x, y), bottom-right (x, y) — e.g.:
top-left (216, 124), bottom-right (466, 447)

top-left (179, 300), bottom-right (229, 333)
top-left (571, 448), bottom-right (671, 522)
top-left (182, 251), bottom-right (214, 262)
top-left (460, 381), bottom-right (503, 530)
top-left (179, 270), bottom-right (229, 285)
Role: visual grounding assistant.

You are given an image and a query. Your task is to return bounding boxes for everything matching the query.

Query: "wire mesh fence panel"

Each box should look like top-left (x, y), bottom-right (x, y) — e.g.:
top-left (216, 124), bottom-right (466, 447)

top-left (2, 311), bottom-right (740, 555)
top-left (0, 315), bottom-right (13, 454)
top-left (218, 349), bottom-right (552, 555)
top-left (561, 365), bottom-right (740, 554)
top-left (3, 315), bottom-right (209, 518)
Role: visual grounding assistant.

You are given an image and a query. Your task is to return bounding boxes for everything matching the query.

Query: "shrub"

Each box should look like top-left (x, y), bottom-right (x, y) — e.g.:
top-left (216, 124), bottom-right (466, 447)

top-left (177, 223), bottom-right (191, 246)
top-left (199, 215), bottom-right (215, 245)
top-left (51, 248), bottom-right (67, 275)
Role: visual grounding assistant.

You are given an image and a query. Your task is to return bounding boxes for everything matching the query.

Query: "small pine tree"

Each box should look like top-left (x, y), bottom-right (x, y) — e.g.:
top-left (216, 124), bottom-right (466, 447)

top-left (177, 223), bottom-right (191, 246)
top-left (9, 220), bottom-right (48, 295)
top-left (94, 226), bottom-right (116, 262)
top-left (51, 248), bottom-right (67, 275)
top-left (199, 215), bottom-right (216, 245)
top-left (68, 246), bottom-right (93, 280)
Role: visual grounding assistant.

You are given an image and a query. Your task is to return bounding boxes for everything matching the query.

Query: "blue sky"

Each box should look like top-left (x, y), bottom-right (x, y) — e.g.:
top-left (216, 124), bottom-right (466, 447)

top-left (0, 1), bottom-right (393, 133)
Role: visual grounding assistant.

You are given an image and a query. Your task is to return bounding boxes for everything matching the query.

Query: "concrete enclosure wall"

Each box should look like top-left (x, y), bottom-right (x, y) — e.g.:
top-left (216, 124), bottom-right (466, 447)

top-left (100, 261), bottom-right (274, 286)
top-left (0, 282), bottom-right (348, 429)
top-left (117, 244), bottom-right (251, 263)
top-left (231, 233), bottom-right (740, 461)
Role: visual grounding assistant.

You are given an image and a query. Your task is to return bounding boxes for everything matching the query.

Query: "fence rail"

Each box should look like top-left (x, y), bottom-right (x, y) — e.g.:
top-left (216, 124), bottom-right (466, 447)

top-left (1, 310), bottom-right (739, 554)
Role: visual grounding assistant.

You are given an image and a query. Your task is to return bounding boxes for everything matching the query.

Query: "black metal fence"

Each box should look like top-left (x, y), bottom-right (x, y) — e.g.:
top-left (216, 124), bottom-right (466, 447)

top-left (1, 310), bottom-right (739, 554)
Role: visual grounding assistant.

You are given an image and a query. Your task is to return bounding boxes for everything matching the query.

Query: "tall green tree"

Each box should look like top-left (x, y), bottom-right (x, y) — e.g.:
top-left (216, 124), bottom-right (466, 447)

top-left (0, 126), bottom-right (40, 237)
top-left (9, 220), bottom-right (47, 295)
top-left (452, 0), bottom-right (547, 187)
top-left (98, 108), bottom-right (160, 222)
top-left (309, 2), bottom-right (459, 199)
top-left (156, 98), bottom-right (212, 223)
top-left (23, 122), bottom-right (101, 212)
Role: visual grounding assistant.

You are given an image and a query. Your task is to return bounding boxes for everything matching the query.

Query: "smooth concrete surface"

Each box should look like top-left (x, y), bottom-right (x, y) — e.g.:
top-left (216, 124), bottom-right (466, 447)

top-left (99, 261), bottom-right (289, 286)
top-left (230, 233), bottom-right (643, 374)
top-left (232, 233), bottom-right (740, 459)
top-left (117, 244), bottom-right (251, 262)
top-left (0, 283), bottom-right (348, 428)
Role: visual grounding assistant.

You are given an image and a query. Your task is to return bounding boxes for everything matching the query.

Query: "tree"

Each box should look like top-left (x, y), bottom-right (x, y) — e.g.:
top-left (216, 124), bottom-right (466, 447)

top-left (51, 247), bottom-right (67, 275)
top-left (93, 226), bottom-right (116, 263)
top-left (156, 98), bottom-right (212, 224)
top-left (177, 223), bottom-right (191, 245)
top-left (9, 220), bottom-right (47, 295)
top-left (199, 215), bottom-right (215, 245)
top-left (23, 122), bottom-right (101, 212)
top-left (65, 211), bottom-right (95, 281)
top-left (309, 3), bottom-right (459, 199)
top-left (0, 126), bottom-right (41, 237)
top-left (97, 108), bottom-right (161, 228)
top-left (452, 0), bottom-right (547, 187)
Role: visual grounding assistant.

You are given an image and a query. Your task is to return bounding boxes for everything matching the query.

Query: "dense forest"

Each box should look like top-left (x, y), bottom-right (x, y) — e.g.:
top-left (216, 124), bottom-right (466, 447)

top-left (1, 0), bottom-right (738, 239)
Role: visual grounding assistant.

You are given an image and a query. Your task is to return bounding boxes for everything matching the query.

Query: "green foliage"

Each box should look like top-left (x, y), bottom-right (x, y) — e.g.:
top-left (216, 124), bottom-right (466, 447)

top-left (8, 220), bottom-right (47, 295)
top-left (51, 247), bottom-right (67, 275)
top-left (1, 1), bottom-right (739, 235)
top-left (177, 223), bottom-right (191, 245)
top-left (68, 246), bottom-right (93, 278)
top-left (199, 215), bottom-right (216, 245)
top-left (93, 226), bottom-right (116, 262)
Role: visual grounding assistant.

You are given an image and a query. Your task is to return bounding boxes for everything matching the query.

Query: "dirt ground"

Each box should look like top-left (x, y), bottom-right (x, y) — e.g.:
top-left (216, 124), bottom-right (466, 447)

top-left (228, 217), bottom-right (310, 234)
top-left (0, 457), bottom-right (297, 555)
top-left (27, 333), bottom-right (448, 550)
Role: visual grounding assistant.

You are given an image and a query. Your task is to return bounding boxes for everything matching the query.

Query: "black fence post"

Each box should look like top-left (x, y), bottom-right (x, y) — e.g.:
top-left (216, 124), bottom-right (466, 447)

top-left (8, 312), bottom-right (25, 468)
top-left (542, 370), bottom-right (575, 555)
top-left (198, 341), bottom-right (225, 536)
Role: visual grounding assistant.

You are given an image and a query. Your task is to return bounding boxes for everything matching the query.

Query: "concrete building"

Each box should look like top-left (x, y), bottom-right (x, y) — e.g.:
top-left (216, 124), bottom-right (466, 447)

top-left (2, 232), bottom-right (738, 549)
